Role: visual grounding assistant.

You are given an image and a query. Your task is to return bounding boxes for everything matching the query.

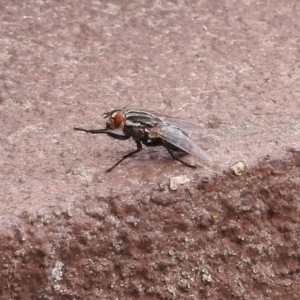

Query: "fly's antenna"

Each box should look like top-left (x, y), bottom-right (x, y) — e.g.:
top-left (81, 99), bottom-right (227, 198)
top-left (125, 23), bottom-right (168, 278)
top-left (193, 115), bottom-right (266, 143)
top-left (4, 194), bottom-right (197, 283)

top-left (103, 111), bottom-right (111, 118)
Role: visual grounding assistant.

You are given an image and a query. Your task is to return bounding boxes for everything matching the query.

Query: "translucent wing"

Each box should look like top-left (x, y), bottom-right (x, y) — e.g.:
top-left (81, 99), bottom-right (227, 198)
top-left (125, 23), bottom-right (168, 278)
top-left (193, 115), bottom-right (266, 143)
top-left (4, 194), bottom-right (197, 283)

top-left (147, 124), bottom-right (212, 163)
top-left (123, 108), bottom-right (206, 133)
top-left (159, 115), bottom-right (206, 133)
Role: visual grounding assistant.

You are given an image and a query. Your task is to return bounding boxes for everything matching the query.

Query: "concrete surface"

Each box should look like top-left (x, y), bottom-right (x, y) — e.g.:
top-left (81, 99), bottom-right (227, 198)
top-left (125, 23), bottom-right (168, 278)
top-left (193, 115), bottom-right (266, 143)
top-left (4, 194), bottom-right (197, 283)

top-left (1, 0), bottom-right (300, 299)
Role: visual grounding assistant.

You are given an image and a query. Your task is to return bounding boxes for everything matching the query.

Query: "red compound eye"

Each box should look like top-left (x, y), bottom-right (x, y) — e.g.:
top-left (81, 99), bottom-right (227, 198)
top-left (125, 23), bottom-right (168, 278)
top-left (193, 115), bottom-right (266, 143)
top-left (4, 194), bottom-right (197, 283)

top-left (113, 112), bottom-right (124, 128)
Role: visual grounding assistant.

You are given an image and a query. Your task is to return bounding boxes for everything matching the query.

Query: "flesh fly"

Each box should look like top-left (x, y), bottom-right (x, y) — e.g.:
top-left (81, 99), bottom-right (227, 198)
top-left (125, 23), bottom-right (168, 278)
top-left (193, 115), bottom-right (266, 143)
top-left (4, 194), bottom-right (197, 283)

top-left (74, 108), bottom-right (212, 172)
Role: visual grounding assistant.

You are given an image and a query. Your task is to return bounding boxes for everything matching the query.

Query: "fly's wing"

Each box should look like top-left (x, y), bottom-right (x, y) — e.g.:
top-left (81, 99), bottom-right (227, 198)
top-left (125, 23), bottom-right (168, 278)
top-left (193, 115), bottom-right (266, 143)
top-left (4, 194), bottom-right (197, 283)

top-left (148, 124), bottom-right (212, 163)
top-left (157, 115), bottom-right (206, 134)
top-left (123, 108), bottom-right (206, 133)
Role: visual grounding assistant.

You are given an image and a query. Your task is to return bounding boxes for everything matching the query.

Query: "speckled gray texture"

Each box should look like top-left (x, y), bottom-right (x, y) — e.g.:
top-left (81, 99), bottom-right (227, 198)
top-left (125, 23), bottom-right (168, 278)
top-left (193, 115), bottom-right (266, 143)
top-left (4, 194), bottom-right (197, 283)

top-left (1, 0), bottom-right (300, 299)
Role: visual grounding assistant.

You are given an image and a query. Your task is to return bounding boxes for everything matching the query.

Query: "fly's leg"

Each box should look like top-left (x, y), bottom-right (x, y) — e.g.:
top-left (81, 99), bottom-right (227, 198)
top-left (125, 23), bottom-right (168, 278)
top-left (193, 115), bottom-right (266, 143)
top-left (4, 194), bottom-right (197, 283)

top-left (143, 139), bottom-right (196, 168)
top-left (106, 141), bottom-right (143, 172)
top-left (74, 127), bottom-right (130, 140)
top-left (74, 127), bottom-right (107, 134)
top-left (162, 141), bottom-right (197, 169)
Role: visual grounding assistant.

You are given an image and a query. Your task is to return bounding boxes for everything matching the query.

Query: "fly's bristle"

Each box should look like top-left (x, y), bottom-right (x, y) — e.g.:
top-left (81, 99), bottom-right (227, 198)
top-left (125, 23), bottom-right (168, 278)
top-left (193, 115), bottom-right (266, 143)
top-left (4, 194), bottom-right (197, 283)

top-left (103, 112), bottom-right (110, 118)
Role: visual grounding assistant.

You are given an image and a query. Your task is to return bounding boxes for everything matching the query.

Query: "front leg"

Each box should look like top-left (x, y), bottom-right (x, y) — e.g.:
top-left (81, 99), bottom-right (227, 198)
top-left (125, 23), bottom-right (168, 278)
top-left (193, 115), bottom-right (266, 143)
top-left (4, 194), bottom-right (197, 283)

top-left (74, 127), bottom-right (130, 140)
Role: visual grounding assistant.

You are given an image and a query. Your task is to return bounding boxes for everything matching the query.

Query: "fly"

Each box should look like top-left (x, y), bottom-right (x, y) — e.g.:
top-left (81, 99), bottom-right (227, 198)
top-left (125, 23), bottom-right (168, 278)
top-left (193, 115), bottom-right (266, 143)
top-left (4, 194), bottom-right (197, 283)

top-left (74, 108), bottom-right (212, 172)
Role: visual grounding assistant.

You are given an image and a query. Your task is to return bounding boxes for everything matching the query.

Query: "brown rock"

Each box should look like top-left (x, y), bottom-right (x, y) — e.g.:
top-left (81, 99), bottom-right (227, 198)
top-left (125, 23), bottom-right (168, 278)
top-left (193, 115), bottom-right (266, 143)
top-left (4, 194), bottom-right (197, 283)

top-left (1, 0), bottom-right (300, 299)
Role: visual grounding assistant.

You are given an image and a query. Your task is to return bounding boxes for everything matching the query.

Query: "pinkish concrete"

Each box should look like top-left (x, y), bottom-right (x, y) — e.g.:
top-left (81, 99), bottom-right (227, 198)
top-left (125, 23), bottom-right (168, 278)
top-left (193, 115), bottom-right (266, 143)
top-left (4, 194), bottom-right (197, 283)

top-left (1, 0), bottom-right (300, 299)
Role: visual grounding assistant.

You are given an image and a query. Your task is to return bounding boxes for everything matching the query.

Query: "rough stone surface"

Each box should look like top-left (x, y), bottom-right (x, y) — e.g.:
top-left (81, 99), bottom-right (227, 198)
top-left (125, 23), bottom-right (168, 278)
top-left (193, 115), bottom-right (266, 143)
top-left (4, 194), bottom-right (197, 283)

top-left (1, 0), bottom-right (300, 299)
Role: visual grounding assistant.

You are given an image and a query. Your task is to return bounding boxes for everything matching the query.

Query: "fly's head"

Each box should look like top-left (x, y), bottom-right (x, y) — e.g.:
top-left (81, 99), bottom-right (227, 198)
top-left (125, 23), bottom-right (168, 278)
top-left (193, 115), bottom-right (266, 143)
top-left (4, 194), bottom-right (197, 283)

top-left (103, 109), bottom-right (126, 130)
